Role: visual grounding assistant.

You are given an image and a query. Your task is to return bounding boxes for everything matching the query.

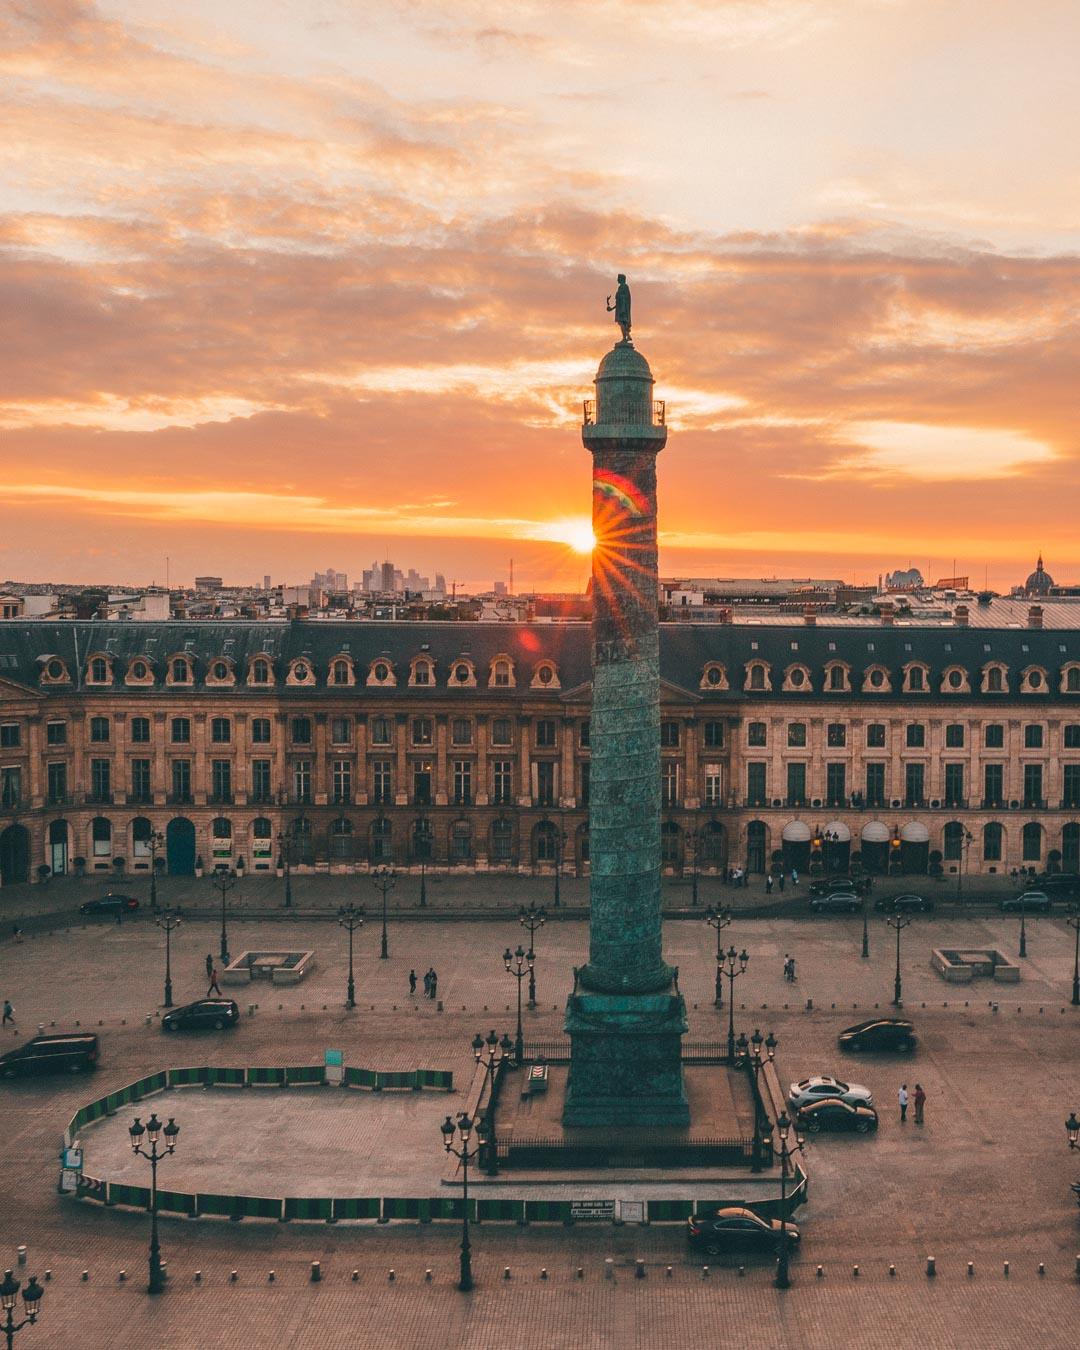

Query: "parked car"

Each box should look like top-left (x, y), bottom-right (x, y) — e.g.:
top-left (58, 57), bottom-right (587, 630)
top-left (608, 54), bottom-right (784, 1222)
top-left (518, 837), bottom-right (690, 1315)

top-left (1034, 873), bottom-right (1080, 901)
top-left (808, 876), bottom-right (856, 897)
top-left (789, 1075), bottom-right (873, 1109)
top-left (161, 999), bottom-right (239, 1032)
top-left (687, 1206), bottom-right (799, 1255)
top-left (874, 893), bottom-right (934, 914)
top-left (838, 1018), bottom-right (917, 1053)
top-left (796, 1097), bottom-right (879, 1134)
top-left (810, 892), bottom-right (863, 914)
top-left (79, 893), bottom-right (139, 916)
top-left (1000, 891), bottom-right (1051, 914)
top-left (0, 1033), bottom-right (99, 1079)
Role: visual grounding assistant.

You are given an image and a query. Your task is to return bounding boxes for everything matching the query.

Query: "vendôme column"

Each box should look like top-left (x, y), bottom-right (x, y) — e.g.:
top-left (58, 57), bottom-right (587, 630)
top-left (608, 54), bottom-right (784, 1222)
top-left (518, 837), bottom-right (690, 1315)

top-left (562, 278), bottom-right (689, 1127)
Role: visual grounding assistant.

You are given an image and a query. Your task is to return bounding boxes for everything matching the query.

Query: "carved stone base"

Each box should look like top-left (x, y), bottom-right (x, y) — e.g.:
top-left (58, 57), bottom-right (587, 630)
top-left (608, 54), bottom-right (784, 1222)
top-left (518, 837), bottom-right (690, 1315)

top-left (562, 990), bottom-right (689, 1126)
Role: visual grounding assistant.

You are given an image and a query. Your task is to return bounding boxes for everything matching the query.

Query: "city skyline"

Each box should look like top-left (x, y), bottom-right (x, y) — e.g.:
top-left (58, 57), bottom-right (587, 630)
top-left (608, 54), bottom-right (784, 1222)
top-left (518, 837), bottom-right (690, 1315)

top-left (3, 2), bottom-right (1080, 591)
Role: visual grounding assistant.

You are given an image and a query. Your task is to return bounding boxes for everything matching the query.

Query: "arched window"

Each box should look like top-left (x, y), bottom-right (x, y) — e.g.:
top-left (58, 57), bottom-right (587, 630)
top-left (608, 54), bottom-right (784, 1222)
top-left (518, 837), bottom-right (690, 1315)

top-left (293, 816), bottom-right (313, 865)
top-left (450, 820), bottom-right (472, 863)
top-left (1022, 821), bottom-right (1042, 862)
top-left (983, 664), bottom-right (1006, 693)
top-left (251, 659), bottom-right (271, 684)
top-left (661, 820), bottom-right (682, 867)
top-left (746, 662), bottom-right (769, 691)
top-left (534, 820), bottom-right (557, 863)
top-left (863, 665), bottom-right (890, 692)
top-left (451, 660), bottom-right (475, 685)
top-left (983, 821), bottom-right (1003, 862)
top-left (212, 817), bottom-right (232, 840)
top-left (904, 663), bottom-right (928, 692)
top-left (170, 657), bottom-right (192, 684)
top-left (331, 659), bottom-right (351, 686)
top-left (409, 658), bottom-right (434, 686)
top-left (825, 663), bottom-right (849, 692)
top-left (91, 816), bottom-right (112, 858)
top-left (413, 818), bottom-right (433, 862)
top-left (1063, 821), bottom-right (1080, 872)
top-left (89, 657), bottom-right (109, 684)
top-left (329, 817), bottom-right (353, 860)
top-left (132, 817), bottom-right (153, 859)
top-left (491, 658), bottom-right (513, 687)
top-left (252, 817), bottom-right (272, 838)
top-left (370, 817), bottom-right (393, 864)
top-left (490, 818), bottom-right (513, 864)
top-left (746, 820), bottom-right (767, 873)
top-left (943, 821), bottom-right (965, 862)
top-left (531, 662), bottom-right (560, 689)
top-left (1067, 667), bottom-right (1080, 693)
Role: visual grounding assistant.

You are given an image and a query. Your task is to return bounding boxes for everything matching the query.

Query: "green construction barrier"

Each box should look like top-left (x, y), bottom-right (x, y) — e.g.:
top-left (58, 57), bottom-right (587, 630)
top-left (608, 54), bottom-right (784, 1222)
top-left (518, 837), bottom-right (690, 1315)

top-left (427, 1196), bottom-right (467, 1220)
top-left (197, 1192), bottom-right (282, 1221)
top-left (205, 1067), bottom-right (245, 1087)
top-left (648, 1199), bottom-right (693, 1222)
top-left (284, 1196), bottom-right (332, 1221)
top-left (344, 1066), bottom-right (377, 1089)
top-left (374, 1070), bottom-right (416, 1092)
top-left (476, 1197), bottom-right (526, 1223)
top-left (380, 1197), bottom-right (424, 1221)
top-left (524, 1199), bottom-right (574, 1223)
top-left (416, 1069), bottom-right (453, 1091)
top-left (246, 1066), bottom-right (286, 1087)
top-left (73, 1098), bottom-right (109, 1130)
top-left (108, 1182), bottom-right (152, 1209)
top-left (331, 1198), bottom-right (381, 1222)
top-left (129, 1071), bottom-right (168, 1100)
top-left (105, 1084), bottom-right (135, 1114)
top-left (285, 1066), bottom-right (325, 1087)
top-left (156, 1189), bottom-right (197, 1217)
top-left (168, 1067), bottom-right (211, 1087)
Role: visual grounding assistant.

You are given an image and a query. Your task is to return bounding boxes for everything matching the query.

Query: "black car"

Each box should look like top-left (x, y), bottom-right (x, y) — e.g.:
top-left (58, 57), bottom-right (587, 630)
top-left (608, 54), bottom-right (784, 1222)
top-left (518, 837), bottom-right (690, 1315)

top-left (80, 893), bottom-right (140, 916)
top-left (808, 876), bottom-right (856, 898)
top-left (687, 1206), bottom-right (799, 1256)
top-left (810, 892), bottom-right (863, 914)
top-left (1001, 891), bottom-right (1051, 914)
top-left (161, 999), bottom-right (239, 1032)
top-left (874, 893), bottom-right (934, 914)
top-left (1035, 874), bottom-right (1080, 901)
top-left (796, 1097), bottom-right (879, 1134)
top-left (838, 1018), bottom-right (917, 1053)
top-left (0, 1033), bottom-right (99, 1078)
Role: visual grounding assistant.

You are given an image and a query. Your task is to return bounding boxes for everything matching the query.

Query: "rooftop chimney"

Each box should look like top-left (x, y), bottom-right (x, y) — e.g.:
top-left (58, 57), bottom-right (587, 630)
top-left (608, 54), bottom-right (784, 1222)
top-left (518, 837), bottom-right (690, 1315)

top-left (880, 609), bottom-right (895, 626)
top-left (803, 606), bottom-right (817, 626)
top-left (954, 604), bottom-right (969, 627)
top-left (1028, 604), bottom-right (1043, 629)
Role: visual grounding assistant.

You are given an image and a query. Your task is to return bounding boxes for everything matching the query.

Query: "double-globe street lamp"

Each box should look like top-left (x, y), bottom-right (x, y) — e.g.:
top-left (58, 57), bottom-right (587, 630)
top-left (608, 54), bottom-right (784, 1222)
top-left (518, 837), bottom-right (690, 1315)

top-left (128, 1112), bottom-right (180, 1295)
top-left (147, 829), bottom-right (165, 910)
top-left (736, 1027), bottom-right (777, 1172)
top-left (503, 944), bottom-right (533, 1064)
top-left (0, 1269), bottom-right (45, 1348)
top-left (472, 1030), bottom-right (513, 1174)
top-left (773, 1109), bottom-right (805, 1289)
top-left (540, 813), bottom-right (567, 908)
top-left (338, 903), bottom-right (364, 1009)
top-left (277, 825), bottom-right (293, 907)
top-left (886, 912), bottom-right (914, 1006)
top-left (704, 904), bottom-right (732, 1006)
top-left (156, 905), bottom-right (182, 1008)
top-left (440, 1112), bottom-right (487, 1292)
top-left (719, 945), bottom-right (749, 1061)
top-left (518, 903), bottom-right (546, 1008)
top-left (369, 865), bottom-right (396, 960)
top-left (210, 861), bottom-right (242, 966)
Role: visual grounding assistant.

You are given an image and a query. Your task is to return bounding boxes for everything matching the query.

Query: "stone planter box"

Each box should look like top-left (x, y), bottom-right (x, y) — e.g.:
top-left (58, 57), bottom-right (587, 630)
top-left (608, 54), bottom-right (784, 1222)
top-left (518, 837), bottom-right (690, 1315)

top-left (223, 951), bottom-right (316, 986)
top-left (931, 948), bottom-right (1020, 983)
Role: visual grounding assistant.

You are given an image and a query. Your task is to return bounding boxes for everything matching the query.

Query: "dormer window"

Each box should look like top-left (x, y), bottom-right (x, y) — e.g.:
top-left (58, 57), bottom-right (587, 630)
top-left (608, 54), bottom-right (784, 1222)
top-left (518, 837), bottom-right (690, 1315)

top-left (782, 664), bottom-right (811, 692)
top-left (450, 659), bottom-right (476, 687)
top-left (902, 662), bottom-right (929, 693)
top-left (409, 657), bottom-right (435, 687)
top-left (330, 658), bottom-right (354, 686)
top-left (168, 657), bottom-right (193, 685)
top-left (530, 661), bottom-right (560, 690)
top-left (745, 661), bottom-right (771, 692)
top-left (1021, 665), bottom-right (1048, 694)
top-left (700, 662), bottom-right (728, 690)
top-left (981, 663), bottom-right (1009, 694)
top-left (40, 658), bottom-right (70, 684)
top-left (863, 665), bottom-right (891, 692)
top-left (367, 659), bottom-right (396, 687)
top-left (125, 658), bottom-right (153, 685)
top-left (249, 658), bottom-right (271, 686)
top-left (1062, 664), bottom-right (1080, 694)
top-left (88, 656), bottom-right (110, 684)
top-left (489, 656), bottom-right (515, 688)
top-left (824, 662), bottom-right (850, 692)
top-left (287, 659), bottom-right (316, 686)
top-left (941, 665), bottom-right (970, 694)
top-left (207, 659), bottom-right (235, 686)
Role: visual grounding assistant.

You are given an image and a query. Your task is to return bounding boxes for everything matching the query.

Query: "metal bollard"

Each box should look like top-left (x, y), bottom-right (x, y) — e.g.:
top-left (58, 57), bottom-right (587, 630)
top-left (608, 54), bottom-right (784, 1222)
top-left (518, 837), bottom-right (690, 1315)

top-left (701, 1266), bottom-right (710, 1278)
top-left (504, 1267), bottom-right (512, 1280)
top-left (889, 1264), bottom-right (896, 1278)
top-left (853, 1265), bottom-right (859, 1278)
top-left (666, 1266), bottom-right (673, 1279)
top-left (540, 1269), bottom-right (548, 1281)
top-left (604, 1258), bottom-right (614, 1281)
top-left (737, 1265), bottom-right (745, 1278)
top-left (816, 1265), bottom-right (824, 1279)
top-left (635, 1260), bottom-right (645, 1280)
top-left (388, 1270), bottom-right (395, 1282)
top-left (43, 1273), bottom-right (51, 1283)
top-left (230, 1271), bottom-right (238, 1283)
top-left (926, 1256), bottom-right (936, 1278)
top-left (352, 1270), bottom-right (359, 1282)
top-left (268, 1272), bottom-right (275, 1283)
top-left (967, 1262), bottom-right (974, 1278)
top-left (81, 1271), bottom-right (89, 1282)
top-left (425, 1270), bottom-right (432, 1283)
top-left (16, 1247), bottom-right (26, 1266)
top-left (194, 1271), bottom-right (202, 1283)
top-left (1038, 1263), bottom-right (1045, 1276)
top-left (576, 1268), bottom-right (584, 1280)
top-left (1003, 1261), bottom-right (1009, 1278)
top-left (118, 1271), bottom-right (126, 1282)
top-left (310, 1261), bottom-right (321, 1283)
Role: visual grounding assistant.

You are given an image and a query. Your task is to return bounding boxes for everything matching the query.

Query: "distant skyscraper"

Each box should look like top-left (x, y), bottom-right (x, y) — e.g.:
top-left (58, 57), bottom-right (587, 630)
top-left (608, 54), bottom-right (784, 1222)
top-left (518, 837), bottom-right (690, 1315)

top-left (263, 575), bottom-right (271, 591)
top-left (380, 561), bottom-right (395, 593)
top-left (434, 573), bottom-right (446, 597)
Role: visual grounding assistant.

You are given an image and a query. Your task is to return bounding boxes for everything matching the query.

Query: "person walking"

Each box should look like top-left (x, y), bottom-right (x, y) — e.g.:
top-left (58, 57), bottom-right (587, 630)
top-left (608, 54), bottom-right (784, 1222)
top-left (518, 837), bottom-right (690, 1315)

top-left (898, 1083), bottom-right (909, 1123)
top-left (408, 969), bottom-right (417, 996)
top-left (206, 966), bottom-right (221, 997)
top-left (778, 872), bottom-right (785, 893)
top-left (423, 968), bottom-right (433, 998)
top-left (429, 969), bottom-right (438, 1000)
top-left (913, 1083), bottom-right (926, 1124)
top-left (205, 953), bottom-right (214, 981)
top-left (765, 873), bottom-right (773, 895)
top-left (791, 867), bottom-right (799, 887)
top-left (2, 999), bottom-right (13, 1026)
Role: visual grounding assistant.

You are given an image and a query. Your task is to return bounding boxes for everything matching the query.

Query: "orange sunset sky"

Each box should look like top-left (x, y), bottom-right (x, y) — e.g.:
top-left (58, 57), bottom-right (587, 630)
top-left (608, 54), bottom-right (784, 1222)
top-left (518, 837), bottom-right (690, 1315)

top-left (2, 0), bottom-right (1079, 592)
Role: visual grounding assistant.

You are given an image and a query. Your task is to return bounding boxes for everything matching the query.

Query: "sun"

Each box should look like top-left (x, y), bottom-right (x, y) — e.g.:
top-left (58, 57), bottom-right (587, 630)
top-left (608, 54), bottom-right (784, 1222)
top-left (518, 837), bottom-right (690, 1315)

top-left (558, 518), bottom-right (597, 554)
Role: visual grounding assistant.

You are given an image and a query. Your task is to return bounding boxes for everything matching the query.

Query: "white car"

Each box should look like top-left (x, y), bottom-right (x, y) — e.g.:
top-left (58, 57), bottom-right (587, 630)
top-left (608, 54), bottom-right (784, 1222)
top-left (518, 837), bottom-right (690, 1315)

top-left (788, 1075), bottom-right (873, 1109)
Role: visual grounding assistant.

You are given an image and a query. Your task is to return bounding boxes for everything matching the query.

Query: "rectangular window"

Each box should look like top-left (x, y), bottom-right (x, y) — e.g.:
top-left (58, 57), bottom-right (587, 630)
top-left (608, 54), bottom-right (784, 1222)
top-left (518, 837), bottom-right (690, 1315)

top-left (945, 724), bottom-right (965, 748)
top-left (983, 763), bottom-right (1004, 807)
top-left (371, 759), bottom-right (393, 805)
top-left (704, 764), bottom-right (723, 807)
top-left (452, 760), bottom-right (472, 805)
top-left (983, 825), bottom-right (1002, 862)
top-left (786, 761), bottom-right (806, 805)
top-left (293, 760), bottom-right (312, 803)
top-left (491, 718), bottom-right (512, 748)
top-left (826, 723), bottom-right (846, 748)
top-left (492, 760), bottom-right (513, 805)
top-left (661, 761), bottom-right (679, 807)
top-left (866, 723), bottom-right (886, 748)
top-left (291, 716), bottom-right (312, 745)
top-left (0, 767), bottom-right (21, 808)
top-left (332, 760), bottom-right (352, 804)
top-left (704, 721), bottom-right (724, 749)
top-left (251, 759), bottom-right (272, 802)
top-left (90, 716), bottom-right (110, 743)
top-left (211, 759), bottom-right (232, 803)
top-left (580, 761), bottom-right (590, 806)
top-left (865, 762), bottom-right (885, 807)
top-left (210, 717), bottom-right (231, 744)
top-left (536, 760), bottom-right (555, 806)
top-left (944, 763), bottom-right (965, 806)
top-left (0, 722), bottom-right (20, 748)
top-left (826, 762), bottom-right (846, 806)
top-left (906, 724), bottom-right (925, 748)
top-left (130, 758), bottom-right (151, 802)
top-left (1024, 724), bottom-right (1044, 749)
top-left (47, 762), bottom-right (68, 802)
top-left (535, 720), bottom-right (556, 748)
top-left (171, 717), bottom-right (191, 745)
top-left (369, 716), bottom-right (392, 746)
top-left (1062, 764), bottom-right (1080, 808)
top-left (660, 721), bottom-right (680, 748)
top-left (904, 762), bottom-right (925, 806)
top-left (1023, 762), bottom-right (1043, 807)
top-left (330, 717), bottom-right (352, 745)
top-left (412, 717), bottom-right (433, 747)
top-left (787, 723), bottom-right (807, 748)
top-left (251, 717), bottom-right (271, 744)
top-left (130, 716), bottom-right (150, 744)
top-left (747, 722), bottom-right (767, 747)
top-left (171, 760), bottom-right (191, 802)
top-left (46, 721), bottom-right (67, 746)
top-left (984, 723), bottom-right (1004, 748)
top-left (90, 758), bottom-right (111, 802)
top-left (413, 759), bottom-right (433, 805)
top-left (1065, 726), bottom-right (1080, 749)
top-left (579, 720), bottom-right (590, 748)
top-left (451, 718), bottom-right (472, 747)
top-left (747, 762), bottom-right (767, 806)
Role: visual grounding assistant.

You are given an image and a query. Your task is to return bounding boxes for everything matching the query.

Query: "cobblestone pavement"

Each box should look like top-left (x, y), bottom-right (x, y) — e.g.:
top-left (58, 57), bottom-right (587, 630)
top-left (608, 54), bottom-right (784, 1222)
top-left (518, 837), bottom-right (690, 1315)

top-left (0, 910), bottom-right (1077, 1348)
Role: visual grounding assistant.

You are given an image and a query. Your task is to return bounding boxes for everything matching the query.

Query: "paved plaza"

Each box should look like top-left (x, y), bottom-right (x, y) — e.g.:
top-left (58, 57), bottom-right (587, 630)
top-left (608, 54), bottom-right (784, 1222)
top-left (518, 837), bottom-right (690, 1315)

top-left (0, 889), bottom-right (1078, 1347)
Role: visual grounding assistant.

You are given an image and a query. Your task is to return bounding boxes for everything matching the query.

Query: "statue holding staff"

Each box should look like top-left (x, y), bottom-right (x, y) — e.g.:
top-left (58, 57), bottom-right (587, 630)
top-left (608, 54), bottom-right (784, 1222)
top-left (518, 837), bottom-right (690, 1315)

top-left (606, 273), bottom-right (631, 342)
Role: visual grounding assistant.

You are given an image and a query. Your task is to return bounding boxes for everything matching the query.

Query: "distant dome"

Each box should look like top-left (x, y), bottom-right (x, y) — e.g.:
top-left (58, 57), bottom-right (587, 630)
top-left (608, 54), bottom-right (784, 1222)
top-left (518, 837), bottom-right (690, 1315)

top-left (1024, 555), bottom-right (1053, 594)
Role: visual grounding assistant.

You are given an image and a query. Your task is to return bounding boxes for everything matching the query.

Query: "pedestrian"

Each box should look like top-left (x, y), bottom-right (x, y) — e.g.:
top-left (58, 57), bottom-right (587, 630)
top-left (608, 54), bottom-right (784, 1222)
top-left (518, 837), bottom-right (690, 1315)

top-left (778, 872), bottom-right (785, 893)
top-left (205, 953), bottom-right (214, 981)
top-left (2, 999), bottom-right (13, 1026)
top-left (898, 1083), bottom-right (908, 1123)
top-left (207, 966), bottom-right (221, 996)
top-left (12, 924), bottom-right (23, 943)
top-left (423, 968), bottom-right (433, 997)
top-left (409, 969), bottom-right (417, 996)
top-left (791, 867), bottom-right (799, 887)
top-left (430, 969), bottom-right (438, 999)
top-left (913, 1083), bottom-right (926, 1124)
top-left (765, 873), bottom-right (773, 895)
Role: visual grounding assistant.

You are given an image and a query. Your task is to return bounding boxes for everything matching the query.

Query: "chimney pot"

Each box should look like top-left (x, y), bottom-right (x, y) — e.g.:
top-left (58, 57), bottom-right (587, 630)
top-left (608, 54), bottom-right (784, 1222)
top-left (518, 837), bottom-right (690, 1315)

top-left (1028, 605), bottom-right (1043, 628)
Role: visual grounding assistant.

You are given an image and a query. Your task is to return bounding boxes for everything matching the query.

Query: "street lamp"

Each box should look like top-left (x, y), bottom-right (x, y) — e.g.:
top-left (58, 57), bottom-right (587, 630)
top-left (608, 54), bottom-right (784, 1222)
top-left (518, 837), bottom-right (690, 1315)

top-left (1018, 887), bottom-right (1029, 959)
top-left (277, 825), bottom-right (293, 907)
top-left (687, 818), bottom-right (703, 908)
top-left (148, 829), bottom-right (164, 910)
top-left (1068, 905), bottom-right (1080, 1006)
top-left (471, 1030), bottom-right (513, 1174)
top-left (704, 904), bottom-right (732, 1007)
top-left (773, 1109), bottom-right (804, 1289)
top-left (860, 892), bottom-right (870, 959)
top-left (736, 1027), bottom-right (776, 1173)
top-left (156, 905), bottom-right (182, 1008)
top-left (519, 903), bottom-right (546, 1008)
top-left (886, 912), bottom-right (914, 1006)
top-left (1066, 1111), bottom-right (1079, 1149)
top-left (503, 944), bottom-right (532, 1064)
top-left (0, 1269), bottom-right (44, 1349)
top-left (416, 811), bottom-right (428, 908)
top-left (369, 865), bottom-right (396, 960)
top-left (955, 827), bottom-right (974, 903)
top-left (338, 903), bottom-right (364, 1009)
top-left (720, 945), bottom-right (749, 1061)
top-left (440, 1112), bottom-right (486, 1292)
top-left (210, 864), bottom-right (241, 966)
top-left (541, 813), bottom-right (567, 907)
top-left (128, 1112), bottom-right (180, 1295)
